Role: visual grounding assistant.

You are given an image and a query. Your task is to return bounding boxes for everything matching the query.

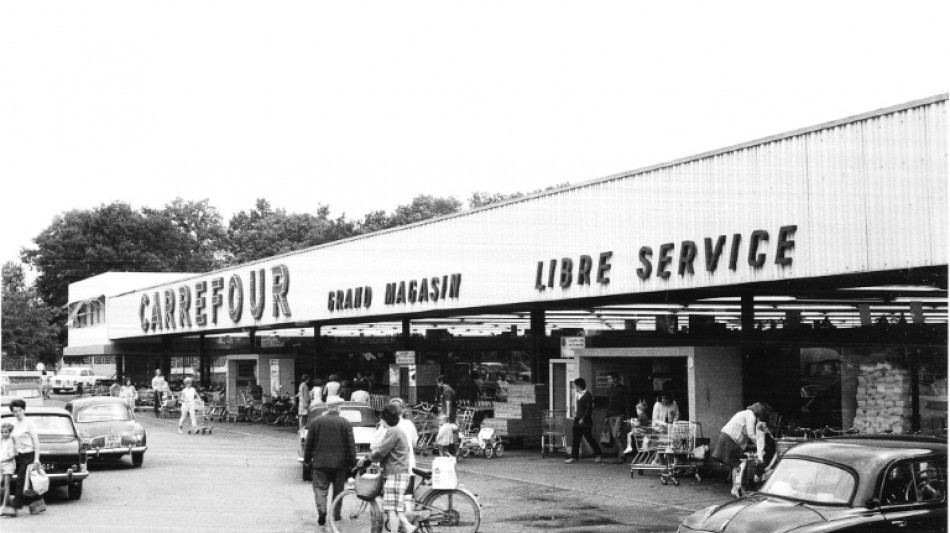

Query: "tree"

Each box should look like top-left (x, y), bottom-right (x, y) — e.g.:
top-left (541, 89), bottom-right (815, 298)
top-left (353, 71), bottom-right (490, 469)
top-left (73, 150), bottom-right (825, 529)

top-left (358, 194), bottom-right (463, 234)
top-left (468, 191), bottom-right (524, 209)
top-left (21, 202), bottom-right (221, 307)
top-left (226, 199), bottom-right (356, 264)
top-left (1, 261), bottom-right (62, 368)
top-left (144, 198), bottom-right (229, 269)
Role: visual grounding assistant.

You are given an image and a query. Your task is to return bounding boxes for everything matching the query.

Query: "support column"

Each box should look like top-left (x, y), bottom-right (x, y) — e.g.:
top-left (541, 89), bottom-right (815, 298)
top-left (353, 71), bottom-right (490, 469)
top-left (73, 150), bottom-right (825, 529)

top-left (248, 328), bottom-right (257, 352)
top-left (199, 334), bottom-right (209, 388)
top-left (741, 294), bottom-right (755, 334)
top-left (313, 326), bottom-right (322, 377)
top-left (160, 337), bottom-right (172, 382)
top-left (402, 318), bottom-right (411, 350)
top-left (530, 309), bottom-right (548, 384)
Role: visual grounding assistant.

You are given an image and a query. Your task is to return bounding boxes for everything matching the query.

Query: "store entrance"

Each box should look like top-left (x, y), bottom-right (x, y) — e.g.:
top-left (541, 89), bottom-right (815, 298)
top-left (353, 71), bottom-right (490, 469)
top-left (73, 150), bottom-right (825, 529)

top-left (592, 357), bottom-right (689, 422)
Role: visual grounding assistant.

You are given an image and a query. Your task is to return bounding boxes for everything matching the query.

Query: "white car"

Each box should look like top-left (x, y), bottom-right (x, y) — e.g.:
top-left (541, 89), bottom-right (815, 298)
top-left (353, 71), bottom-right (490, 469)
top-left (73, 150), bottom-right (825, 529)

top-left (297, 402), bottom-right (378, 481)
top-left (50, 367), bottom-right (106, 394)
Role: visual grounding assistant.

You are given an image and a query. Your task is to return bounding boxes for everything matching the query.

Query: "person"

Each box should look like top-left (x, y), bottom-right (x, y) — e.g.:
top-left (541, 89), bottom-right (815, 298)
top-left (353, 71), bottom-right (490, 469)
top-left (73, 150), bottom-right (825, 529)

top-left (303, 395), bottom-right (357, 527)
top-left (358, 404), bottom-right (415, 533)
top-left (151, 369), bottom-right (167, 417)
top-left (324, 374), bottom-right (341, 401)
top-left (652, 392), bottom-right (680, 427)
top-left (494, 373), bottom-right (509, 402)
top-left (479, 372), bottom-right (497, 401)
top-left (109, 378), bottom-right (121, 397)
top-left (1, 422), bottom-right (16, 517)
top-left (623, 399), bottom-right (651, 455)
top-left (390, 398), bottom-right (419, 511)
top-left (338, 379), bottom-right (353, 402)
top-left (350, 387), bottom-right (370, 404)
top-left (40, 371), bottom-right (50, 400)
top-left (435, 375), bottom-right (457, 422)
top-left (353, 371), bottom-right (370, 392)
top-left (118, 378), bottom-right (138, 409)
top-left (605, 371), bottom-right (630, 463)
top-left (178, 377), bottom-right (200, 434)
top-left (435, 414), bottom-right (458, 457)
top-left (309, 378), bottom-right (326, 409)
top-left (455, 371), bottom-right (477, 405)
top-left (248, 381), bottom-right (264, 402)
top-left (565, 378), bottom-right (603, 464)
top-left (711, 402), bottom-right (772, 498)
top-left (297, 374), bottom-right (311, 430)
top-left (8, 399), bottom-right (44, 516)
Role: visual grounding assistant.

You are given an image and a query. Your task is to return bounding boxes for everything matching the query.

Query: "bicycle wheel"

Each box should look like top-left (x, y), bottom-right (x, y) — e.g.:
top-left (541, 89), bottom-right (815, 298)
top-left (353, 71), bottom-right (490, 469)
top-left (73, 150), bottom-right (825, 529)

top-left (329, 489), bottom-right (383, 533)
top-left (262, 407), bottom-right (279, 425)
top-left (247, 404), bottom-right (263, 423)
top-left (420, 489), bottom-right (480, 533)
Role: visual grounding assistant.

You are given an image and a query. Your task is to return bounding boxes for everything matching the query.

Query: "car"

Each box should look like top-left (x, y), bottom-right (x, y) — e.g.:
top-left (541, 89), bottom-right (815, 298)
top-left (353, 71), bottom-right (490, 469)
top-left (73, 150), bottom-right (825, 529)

top-left (65, 396), bottom-right (147, 467)
top-left (296, 401), bottom-right (378, 481)
top-left (50, 367), bottom-right (109, 394)
top-left (678, 435), bottom-right (947, 533)
top-left (0, 372), bottom-right (44, 406)
top-left (0, 406), bottom-right (90, 500)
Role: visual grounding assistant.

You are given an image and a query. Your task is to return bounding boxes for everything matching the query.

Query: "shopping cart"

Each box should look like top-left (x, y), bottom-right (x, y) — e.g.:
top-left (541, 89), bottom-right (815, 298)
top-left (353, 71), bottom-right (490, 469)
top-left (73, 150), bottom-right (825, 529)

top-left (629, 421), bottom-right (703, 485)
top-left (541, 410), bottom-right (567, 457)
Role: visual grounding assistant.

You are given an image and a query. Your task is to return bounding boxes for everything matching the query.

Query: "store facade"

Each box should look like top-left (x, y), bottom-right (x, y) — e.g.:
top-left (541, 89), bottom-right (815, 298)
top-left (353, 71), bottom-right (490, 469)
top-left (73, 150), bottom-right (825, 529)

top-left (64, 95), bottom-right (947, 443)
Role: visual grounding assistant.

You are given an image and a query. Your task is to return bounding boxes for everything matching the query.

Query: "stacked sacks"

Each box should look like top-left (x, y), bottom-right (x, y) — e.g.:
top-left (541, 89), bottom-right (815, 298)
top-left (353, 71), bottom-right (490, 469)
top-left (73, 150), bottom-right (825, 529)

top-left (853, 362), bottom-right (912, 434)
top-left (481, 383), bottom-right (546, 443)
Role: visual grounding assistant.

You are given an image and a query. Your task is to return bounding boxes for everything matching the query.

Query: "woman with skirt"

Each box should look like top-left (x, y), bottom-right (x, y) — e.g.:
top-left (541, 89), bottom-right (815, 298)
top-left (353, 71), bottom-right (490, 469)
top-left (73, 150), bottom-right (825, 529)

top-left (8, 399), bottom-right (44, 516)
top-left (711, 402), bottom-right (771, 498)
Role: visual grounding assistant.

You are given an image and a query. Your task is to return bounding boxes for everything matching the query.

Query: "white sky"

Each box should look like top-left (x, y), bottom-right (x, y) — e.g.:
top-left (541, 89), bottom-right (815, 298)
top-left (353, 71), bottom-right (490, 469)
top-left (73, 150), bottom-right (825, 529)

top-left (1, 1), bottom-right (948, 273)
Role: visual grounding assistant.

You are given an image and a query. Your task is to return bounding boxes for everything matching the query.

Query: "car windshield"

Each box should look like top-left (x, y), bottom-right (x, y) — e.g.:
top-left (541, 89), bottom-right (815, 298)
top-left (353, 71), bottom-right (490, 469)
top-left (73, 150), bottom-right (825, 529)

top-left (760, 458), bottom-right (856, 505)
top-left (58, 369), bottom-right (79, 376)
top-left (76, 404), bottom-right (132, 422)
top-left (2, 414), bottom-right (76, 436)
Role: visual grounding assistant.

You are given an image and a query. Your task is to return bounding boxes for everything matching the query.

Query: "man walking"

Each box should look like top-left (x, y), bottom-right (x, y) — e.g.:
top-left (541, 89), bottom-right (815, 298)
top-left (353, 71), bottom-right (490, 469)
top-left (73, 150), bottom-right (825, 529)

top-left (151, 369), bottom-right (166, 417)
top-left (565, 378), bottom-right (603, 464)
top-left (303, 395), bottom-right (356, 528)
top-left (435, 375), bottom-right (457, 423)
top-left (605, 371), bottom-right (630, 463)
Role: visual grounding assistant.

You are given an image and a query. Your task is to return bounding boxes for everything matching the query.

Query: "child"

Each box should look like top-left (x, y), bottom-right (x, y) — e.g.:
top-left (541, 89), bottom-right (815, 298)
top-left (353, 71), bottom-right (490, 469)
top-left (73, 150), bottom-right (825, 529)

top-left (1, 422), bottom-right (15, 516)
top-left (623, 399), bottom-right (651, 455)
top-left (435, 415), bottom-right (458, 457)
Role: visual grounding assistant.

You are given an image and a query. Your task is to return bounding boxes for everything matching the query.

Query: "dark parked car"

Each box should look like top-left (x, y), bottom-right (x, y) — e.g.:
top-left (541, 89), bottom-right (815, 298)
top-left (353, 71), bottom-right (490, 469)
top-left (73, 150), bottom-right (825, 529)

top-left (66, 396), bottom-right (147, 467)
top-left (0, 406), bottom-right (90, 500)
top-left (678, 436), bottom-right (947, 533)
top-left (296, 401), bottom-right (378, 481)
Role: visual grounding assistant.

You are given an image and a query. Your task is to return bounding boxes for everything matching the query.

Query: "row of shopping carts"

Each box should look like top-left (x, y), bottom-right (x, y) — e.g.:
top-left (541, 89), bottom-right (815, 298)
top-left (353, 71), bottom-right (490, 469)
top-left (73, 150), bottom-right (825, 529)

top-left (409, 405), bottom-right (504, 459)
top-left (542, 410), bottom-right (705, 486)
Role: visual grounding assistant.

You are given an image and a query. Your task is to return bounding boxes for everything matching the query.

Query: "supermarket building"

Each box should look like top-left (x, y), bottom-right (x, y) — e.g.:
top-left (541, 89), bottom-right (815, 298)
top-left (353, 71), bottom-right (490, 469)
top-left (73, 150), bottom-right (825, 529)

top-left (64, 94), bottom-right (948, 443)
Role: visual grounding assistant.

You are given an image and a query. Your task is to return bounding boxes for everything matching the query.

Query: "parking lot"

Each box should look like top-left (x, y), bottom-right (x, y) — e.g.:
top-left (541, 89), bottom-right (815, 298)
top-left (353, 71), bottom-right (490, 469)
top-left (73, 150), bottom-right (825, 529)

top-left (1, 394), bottom-right (734, 533)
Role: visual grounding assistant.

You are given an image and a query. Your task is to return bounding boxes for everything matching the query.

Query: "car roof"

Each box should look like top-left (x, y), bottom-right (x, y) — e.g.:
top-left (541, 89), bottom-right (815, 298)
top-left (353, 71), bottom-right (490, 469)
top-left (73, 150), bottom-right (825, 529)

top-left (1, 406), bottom-right (71, 416)
top-left (66, 397), bottom-right (129, 408)
top-left (310, 401), bottom-right (374, 411)
top-left (784, 436), bottom-right (947, 472)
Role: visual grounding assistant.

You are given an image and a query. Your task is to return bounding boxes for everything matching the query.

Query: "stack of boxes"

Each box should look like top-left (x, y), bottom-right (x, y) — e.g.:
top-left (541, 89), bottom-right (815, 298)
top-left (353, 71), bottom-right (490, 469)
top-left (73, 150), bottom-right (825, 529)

top-left (853, 362), bottom-right (912, 434)
top-left (480, 383), bottom-right (546, 442)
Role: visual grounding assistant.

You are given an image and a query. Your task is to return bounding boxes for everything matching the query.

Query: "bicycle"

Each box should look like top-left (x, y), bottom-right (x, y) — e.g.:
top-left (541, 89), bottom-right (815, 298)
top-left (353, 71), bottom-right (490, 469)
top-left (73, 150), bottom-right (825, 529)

top-left (242, 390), bottom-right (264, 423)
top-left (329, 465), bottom-right (481, 533)
top-left (262, 391), bottom-right (296, 425)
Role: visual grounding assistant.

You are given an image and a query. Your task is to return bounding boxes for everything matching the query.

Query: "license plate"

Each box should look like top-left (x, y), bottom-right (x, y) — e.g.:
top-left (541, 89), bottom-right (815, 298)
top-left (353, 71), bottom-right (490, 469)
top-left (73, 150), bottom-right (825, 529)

top-left (105, 435), bottom-right (120, 448)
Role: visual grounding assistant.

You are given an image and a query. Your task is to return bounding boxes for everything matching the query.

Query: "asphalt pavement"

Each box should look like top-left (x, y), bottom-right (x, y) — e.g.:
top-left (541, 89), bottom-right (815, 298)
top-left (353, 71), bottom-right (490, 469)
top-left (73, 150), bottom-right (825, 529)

top-left (2, 395), bottom-right (734, 533)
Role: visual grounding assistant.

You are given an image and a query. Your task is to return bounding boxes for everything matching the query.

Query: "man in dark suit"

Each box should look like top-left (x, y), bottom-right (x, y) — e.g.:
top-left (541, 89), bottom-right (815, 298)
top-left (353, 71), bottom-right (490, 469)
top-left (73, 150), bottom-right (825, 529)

top-left (303, 396), bottom-right (357, 526)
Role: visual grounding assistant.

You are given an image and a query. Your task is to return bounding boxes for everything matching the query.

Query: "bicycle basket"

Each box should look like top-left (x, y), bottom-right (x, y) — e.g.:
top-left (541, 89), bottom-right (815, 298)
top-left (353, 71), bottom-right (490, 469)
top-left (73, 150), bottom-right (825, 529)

top-left (355, 470), bottom-right (386, 501)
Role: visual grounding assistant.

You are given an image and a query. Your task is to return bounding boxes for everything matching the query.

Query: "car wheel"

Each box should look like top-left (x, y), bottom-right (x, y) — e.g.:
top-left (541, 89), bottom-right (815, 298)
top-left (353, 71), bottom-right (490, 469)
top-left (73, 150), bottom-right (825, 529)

top-left (302, 464), bottom-right (312, 482)
top-left (132, 452), bottom-right (144, 467)
top-left (68, 481), bottom-right (83, 500)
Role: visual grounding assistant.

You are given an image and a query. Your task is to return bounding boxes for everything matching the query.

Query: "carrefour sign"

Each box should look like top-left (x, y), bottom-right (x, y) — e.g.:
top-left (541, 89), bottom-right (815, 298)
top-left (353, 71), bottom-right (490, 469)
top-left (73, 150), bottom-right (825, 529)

top-left (139, 265), bottom-right (291, 332)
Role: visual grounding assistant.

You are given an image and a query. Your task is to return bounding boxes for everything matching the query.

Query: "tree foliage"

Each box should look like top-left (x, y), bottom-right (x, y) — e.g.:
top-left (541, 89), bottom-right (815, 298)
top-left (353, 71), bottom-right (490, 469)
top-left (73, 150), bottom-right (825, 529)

top-left (1, 261), bottom-right (62, 367)
top-left (21, 200), bottom-right (226, 307)
top-left (226, 199), bottom-right (358, 264)
top-left (358, 194), bottom-right (463, 233)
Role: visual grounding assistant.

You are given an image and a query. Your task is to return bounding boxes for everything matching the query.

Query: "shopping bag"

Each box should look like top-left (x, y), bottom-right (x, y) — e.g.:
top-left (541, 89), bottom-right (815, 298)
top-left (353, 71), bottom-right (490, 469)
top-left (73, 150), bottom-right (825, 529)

top-left (355, 468), bottom-right (386, 501)
top-left (431, 456), bottom-right (458, 490)
top-left (599, 428), bottom-right (612, 446)
top-left (24, 464), bottom-right (49, 496)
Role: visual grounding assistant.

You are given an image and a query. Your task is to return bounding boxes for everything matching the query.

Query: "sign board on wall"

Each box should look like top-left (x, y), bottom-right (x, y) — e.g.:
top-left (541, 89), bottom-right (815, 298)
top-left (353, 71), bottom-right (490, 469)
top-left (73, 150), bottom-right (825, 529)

top-left (595, 370), bottom-right (611, 389)
top-left (560, 337), bottom-right (585, 359)
top-left (395, 351), bottom-right (417, 365)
